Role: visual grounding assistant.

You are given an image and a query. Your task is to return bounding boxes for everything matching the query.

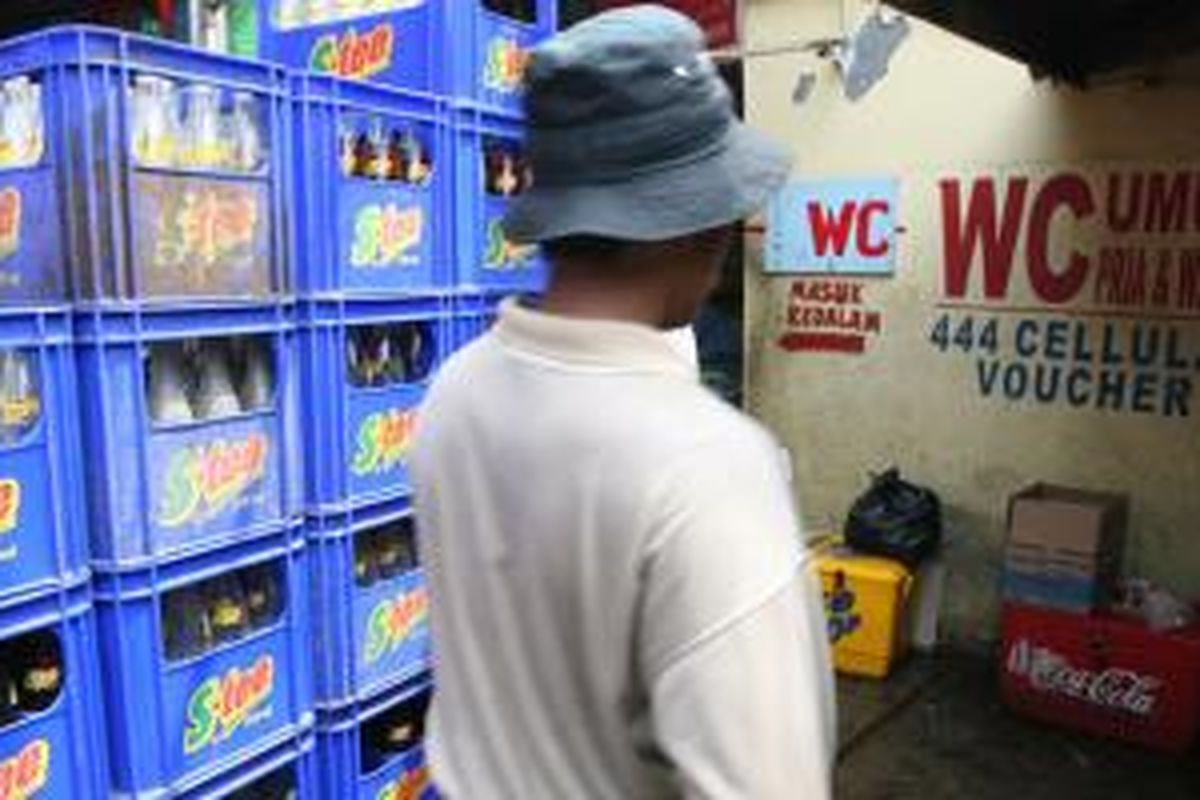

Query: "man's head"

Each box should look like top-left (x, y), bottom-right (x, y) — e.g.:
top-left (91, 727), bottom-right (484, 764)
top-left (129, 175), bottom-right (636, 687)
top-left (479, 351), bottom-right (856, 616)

top-left (504, 5), bottom-right (791, 327)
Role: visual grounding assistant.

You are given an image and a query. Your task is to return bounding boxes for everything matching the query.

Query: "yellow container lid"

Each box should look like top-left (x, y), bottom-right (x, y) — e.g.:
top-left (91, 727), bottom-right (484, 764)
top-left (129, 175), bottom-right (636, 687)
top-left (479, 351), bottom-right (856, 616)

top-left (816, 548), bottom-right (913, 586)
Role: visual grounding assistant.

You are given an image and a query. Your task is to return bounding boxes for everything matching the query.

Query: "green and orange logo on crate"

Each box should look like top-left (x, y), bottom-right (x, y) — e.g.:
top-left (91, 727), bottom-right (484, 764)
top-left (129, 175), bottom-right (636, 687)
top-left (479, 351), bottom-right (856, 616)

top-left (311, 23), bottom-right (395, 80)
top-left (153, 185), bottom-right (261, 270)
top-left (0, 738), bottom-right (50, 800)
top-left (0, 188), bottom-right (22, 260)
top-left (351, 204), bottom-right (424, 269)
top-left (364, 584), bottom-right (429, 664)
top-left (484, 220), bottom-right (535, 271)
top-left (484, 38), bottom-right (529, 93)
top-left (183, 654), bottom-right (276, 755)
top-left (158, 433), bottom-right (270, 528)
top-left (0, 478), bottom-right (21, 538)
top-left (352, 409), bottom-right (417, 476)
top-left (376, 763), bottom-right (431, 800)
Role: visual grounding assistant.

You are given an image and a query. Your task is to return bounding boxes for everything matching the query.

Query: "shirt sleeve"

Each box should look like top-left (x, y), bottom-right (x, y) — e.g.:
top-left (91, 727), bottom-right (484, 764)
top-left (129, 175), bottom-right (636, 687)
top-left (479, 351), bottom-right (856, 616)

top-left (637, 428), bottom-right (836, 799)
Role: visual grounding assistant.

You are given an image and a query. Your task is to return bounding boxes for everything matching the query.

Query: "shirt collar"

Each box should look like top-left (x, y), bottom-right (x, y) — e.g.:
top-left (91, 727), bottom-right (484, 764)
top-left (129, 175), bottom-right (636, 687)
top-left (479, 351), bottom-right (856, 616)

top-left (494, 298), bottom-right (698, 381)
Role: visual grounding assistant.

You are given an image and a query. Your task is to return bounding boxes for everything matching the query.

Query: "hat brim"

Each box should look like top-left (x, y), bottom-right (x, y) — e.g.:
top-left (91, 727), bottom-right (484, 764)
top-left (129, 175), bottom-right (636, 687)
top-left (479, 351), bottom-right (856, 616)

top-left (502, 122), bottom-right (792, 245)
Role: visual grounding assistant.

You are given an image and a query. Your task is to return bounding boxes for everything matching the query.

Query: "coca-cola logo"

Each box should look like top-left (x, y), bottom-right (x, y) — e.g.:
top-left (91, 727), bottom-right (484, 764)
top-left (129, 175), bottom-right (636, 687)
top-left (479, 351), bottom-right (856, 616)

top-left (1006, 638), bottom-right (1161, 717)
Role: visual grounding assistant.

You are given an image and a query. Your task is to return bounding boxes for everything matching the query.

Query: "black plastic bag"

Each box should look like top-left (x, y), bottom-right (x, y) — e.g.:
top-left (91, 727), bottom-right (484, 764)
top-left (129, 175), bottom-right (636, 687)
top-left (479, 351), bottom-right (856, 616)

top-left (844, 468), bottom-right (942, 568)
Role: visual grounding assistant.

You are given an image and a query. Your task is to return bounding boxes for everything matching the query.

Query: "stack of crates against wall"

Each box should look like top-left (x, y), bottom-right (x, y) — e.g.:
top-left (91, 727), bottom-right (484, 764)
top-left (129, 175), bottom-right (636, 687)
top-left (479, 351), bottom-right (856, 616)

top-left (299, 296), bottom-right (449, 513)
top-left (453, 106), bottom-right (546, 294)
top-left (261, 0), bottom-right (557, 114)
top-left (290, 73), bottom-right (452, 297)
top-left (0, 582), bottom-right (109, 799)
top-left (316, 678), bottom-right (436, 800)
top-left (309, 497), bottom-right (432, 709)
top-left (0, 26), bottom-right (290, 305)
top-left (93, 523), bottom-right (314, 796)
top-left (172, 728), bottom-right (317, 799)
top-left (0, 308), bottom-right (89, 609)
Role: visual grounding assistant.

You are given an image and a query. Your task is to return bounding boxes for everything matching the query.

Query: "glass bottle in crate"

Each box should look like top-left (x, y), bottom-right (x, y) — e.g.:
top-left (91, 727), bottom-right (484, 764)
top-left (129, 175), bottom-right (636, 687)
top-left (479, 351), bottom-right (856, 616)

top-left (0, 350), bottom-right (38, 444)
top-left (190, 340), bottom-right (242, 420)
top-left (339, 120), bottom-right (359, 178)
top-left (375, 530), bottom-right (405, 580)
top-left (182, 84), bottom-right (225, 169)
top-left (0, 661), bottom-right (19, 727)
top-left (242, 564), bottom-right (284, 629)
top-left (148, 343), bottom-right (195, 425)
top-left (130, 75), bottom-right (180, 168)
top-left (368, 118), bottom-right (390, 181)
top-left (236, 337), bottom-right (275, 412)
top-left (355, 533), bottom-right (380, 588)
top-left (163, 587), bottom-right (214, 660)
top-left (207, 574), bottom-right (250, 644)
top-left (0, 76), bottom-right (43, 169)
top-left (14, 632), bottom-right (62, 713)
top-left (229, 91), bottom-right (265, 173)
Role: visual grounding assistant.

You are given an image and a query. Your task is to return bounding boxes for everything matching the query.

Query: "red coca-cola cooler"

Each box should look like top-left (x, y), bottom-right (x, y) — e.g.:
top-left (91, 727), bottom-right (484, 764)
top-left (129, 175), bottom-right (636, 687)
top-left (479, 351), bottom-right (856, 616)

top-left (1001, 602), bottom-right (1200, 752)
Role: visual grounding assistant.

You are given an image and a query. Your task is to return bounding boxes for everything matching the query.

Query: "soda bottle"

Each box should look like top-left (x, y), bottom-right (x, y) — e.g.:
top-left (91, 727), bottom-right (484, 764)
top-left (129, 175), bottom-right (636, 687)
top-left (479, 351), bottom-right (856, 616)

top-left (190, 339), bottom-right (242, 420)
top-left (236, 337), bottom-right (275, 412)
top-left (207, 574), bottom-right (250, 644)
top-left (354, 532), bottom-right (380, 588)
top-left (375, 529), bottom-right (405, 580)
top-left (391, 323), bottom-right (433, 384)
top-left (0, 350), bottom-right (39, 443)
top-left (0, 659), bottom-right (20, 727)
top-left (15, 631), bottom-right (62, 713)
top-left (385, 129), bottom-right (407, 182)
top-left (350, 326), bottom-right (390, 387)
top-left (182, 83), bottom-right (224, 169)
top-left (242, 564), bottom-right (284, 630)
top-left (229, 91), bottom-right (265, 173)
top-left (148, 343), bottom-right (195, 425)
top-left (163, 586), bottom-right (214, 660)
top-left (395, 517), bottom-right (419, 571)
top-left (368, 119), bottom-right (389, 181)
top-left (339, 122), bottom-right (359, 178)
top-left (130, 75), bottom-right (181, 168)
top-left (401, 130), bottom-right (432, 186)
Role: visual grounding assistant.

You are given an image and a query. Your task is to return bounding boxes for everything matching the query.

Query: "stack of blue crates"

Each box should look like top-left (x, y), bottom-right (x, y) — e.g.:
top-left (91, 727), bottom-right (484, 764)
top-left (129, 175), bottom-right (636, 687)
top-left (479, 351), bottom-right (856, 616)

top-left (0, 25), bottom-right (315, 798)
top-left (0, 2), bottom-right (558, 796)
top-left (275, 2), bottom-right (556, 796)
top-left (0, 28), bottom-right (108, 800)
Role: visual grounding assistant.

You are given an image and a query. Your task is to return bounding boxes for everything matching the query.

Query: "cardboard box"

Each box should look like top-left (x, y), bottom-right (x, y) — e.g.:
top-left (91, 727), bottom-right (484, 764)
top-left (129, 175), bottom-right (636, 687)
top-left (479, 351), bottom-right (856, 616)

top-left (1003, 484), bottom-right (1128, 612)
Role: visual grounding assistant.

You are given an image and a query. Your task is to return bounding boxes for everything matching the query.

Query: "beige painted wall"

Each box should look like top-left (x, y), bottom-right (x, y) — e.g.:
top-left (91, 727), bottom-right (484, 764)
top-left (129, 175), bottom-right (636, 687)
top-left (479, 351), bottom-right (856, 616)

top-left (743, 0), bottom-right (1200, 641)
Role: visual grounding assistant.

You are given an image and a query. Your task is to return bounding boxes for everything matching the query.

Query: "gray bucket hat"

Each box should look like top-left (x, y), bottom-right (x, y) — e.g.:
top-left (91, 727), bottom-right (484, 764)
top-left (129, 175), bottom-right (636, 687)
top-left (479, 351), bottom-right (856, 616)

top-left (503, 4), bottom-right (792, 245)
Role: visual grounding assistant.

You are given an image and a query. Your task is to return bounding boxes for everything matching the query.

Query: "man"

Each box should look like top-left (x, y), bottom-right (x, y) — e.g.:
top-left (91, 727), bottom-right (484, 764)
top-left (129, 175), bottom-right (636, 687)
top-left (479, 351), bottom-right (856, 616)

top-left (412, 6), bottom-right (834, 798)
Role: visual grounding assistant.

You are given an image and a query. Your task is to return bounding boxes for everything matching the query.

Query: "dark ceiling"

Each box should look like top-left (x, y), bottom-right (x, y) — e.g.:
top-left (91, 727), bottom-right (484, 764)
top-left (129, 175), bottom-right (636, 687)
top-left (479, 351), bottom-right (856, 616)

top-left (889, 0), bottom-right (1200, 84)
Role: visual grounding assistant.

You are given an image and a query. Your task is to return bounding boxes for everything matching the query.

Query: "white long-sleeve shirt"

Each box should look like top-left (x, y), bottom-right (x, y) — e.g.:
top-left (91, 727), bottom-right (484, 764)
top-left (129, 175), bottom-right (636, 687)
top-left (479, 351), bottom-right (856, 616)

top-left (412, 299), bottom-right (835, 799)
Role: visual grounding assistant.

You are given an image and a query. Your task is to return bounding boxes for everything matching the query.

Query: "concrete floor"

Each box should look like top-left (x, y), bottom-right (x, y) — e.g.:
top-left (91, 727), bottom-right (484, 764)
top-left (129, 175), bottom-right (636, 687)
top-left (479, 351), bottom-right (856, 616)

top-left (836, 653), bottom-right (1200, 800)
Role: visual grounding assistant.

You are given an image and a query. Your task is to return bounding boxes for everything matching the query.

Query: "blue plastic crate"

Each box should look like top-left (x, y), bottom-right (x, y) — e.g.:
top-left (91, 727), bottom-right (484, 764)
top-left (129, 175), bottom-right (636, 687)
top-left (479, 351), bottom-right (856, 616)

top-left (0, 580), bottom-right (108, 800)
top-left (74, 304), bottom-right (301, 567)
top-left (93, 523), bottom-right (313, 797)
top-left (315, 679), bottom-right (435, 800)
top-left (178, 728), bottom-right (317, 799)
top-left (290, 74), bottom-right (452, 296)
top-left (452, 108), bottom-right (546, 293)
top-left (299, 297), bottom-right (448, 513)
top-left (0, 307), bottom-right (88, 610)
top-left (309, 497), bottom-right (431, 708)
top-left (261, 2), bottom-right (444, 89)
top-left (452, 0), bottom-right (558, 114)
top-left (0, 26), bottom-right (290, 304)
top-left (261, 1), bottom-right (555, 113)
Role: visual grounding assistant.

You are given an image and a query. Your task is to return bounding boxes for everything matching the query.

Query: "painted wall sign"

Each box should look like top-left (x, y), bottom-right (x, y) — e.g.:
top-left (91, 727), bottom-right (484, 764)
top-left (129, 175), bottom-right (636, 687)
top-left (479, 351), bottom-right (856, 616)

top-left (933, 168), bottom-right (1200, 418)
top-left (766, 178), bottom-right (899, 275)
top-left (778, 278), bottom-right (882, 355)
